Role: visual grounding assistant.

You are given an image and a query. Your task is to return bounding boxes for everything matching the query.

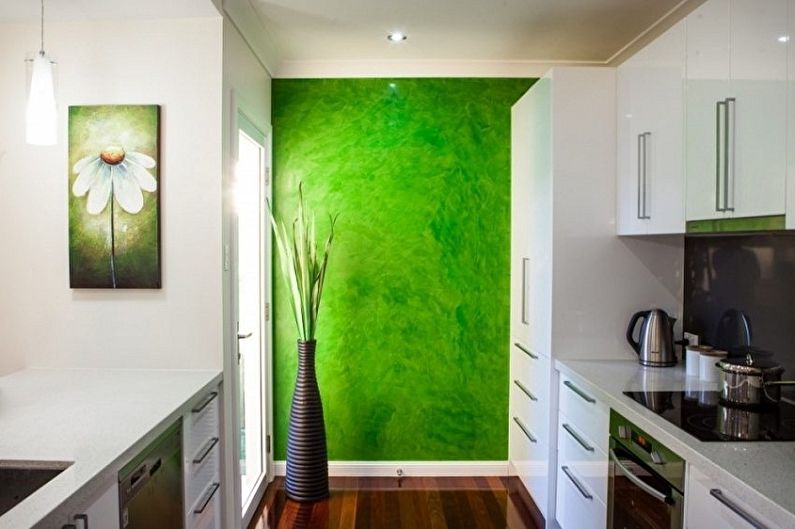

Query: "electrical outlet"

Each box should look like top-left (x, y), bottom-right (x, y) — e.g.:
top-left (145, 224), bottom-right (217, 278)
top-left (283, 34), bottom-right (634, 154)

top-left (684, 332), bottom-right (699, 346)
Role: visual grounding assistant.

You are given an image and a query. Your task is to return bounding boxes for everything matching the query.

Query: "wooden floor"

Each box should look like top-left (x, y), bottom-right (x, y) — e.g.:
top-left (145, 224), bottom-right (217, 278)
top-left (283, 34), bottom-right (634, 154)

top-left (248, 476), bottom-right (542, 529)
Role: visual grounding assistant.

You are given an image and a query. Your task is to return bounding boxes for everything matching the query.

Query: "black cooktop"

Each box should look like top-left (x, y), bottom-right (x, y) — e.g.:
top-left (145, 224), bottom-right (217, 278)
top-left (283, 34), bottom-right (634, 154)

top-left (623, 391), bottom-right (795, 442)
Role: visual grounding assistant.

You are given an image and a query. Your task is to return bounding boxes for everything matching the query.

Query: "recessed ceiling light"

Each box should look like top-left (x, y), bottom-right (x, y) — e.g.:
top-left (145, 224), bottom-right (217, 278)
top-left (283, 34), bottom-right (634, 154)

top-left (387, 32), bottom-right (407, 42)
top-left (778, 35), bottom-right (790, 43)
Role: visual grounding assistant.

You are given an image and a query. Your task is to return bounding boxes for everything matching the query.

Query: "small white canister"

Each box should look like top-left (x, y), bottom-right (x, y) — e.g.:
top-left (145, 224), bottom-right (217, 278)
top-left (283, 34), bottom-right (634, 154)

top-left (686, 345), bottom-right (713, 377)
top-left (699, 349), bottom-right (728, 382)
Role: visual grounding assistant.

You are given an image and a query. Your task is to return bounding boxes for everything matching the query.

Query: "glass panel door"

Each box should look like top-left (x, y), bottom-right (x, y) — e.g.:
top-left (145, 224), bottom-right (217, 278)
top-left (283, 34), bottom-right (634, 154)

top-left (235, 123), bottom-right (268, 513)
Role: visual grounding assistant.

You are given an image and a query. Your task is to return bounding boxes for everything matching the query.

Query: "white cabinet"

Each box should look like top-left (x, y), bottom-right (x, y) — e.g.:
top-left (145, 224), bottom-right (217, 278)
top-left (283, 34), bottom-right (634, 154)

top-left (509, 341), bottom-right (551, 516)
top-left (510, 67), bottom-right (682, 523)
top-left (184, 388), bottom-right (222, 529)
top-left (617, 20), bottom-right (686, 235)
top-left (60, 481), bottom-right (120, 529)
top-left (555, 372), bottom-right (608, 529)
top-left (686, 466), bottom-right (782, 529)
top-left (685, 0), bottom-right (788, 221)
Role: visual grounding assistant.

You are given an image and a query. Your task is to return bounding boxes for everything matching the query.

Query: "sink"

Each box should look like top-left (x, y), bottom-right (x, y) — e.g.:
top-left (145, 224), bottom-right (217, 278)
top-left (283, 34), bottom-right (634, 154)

top-left (0, 461), bottom-right (72, 517)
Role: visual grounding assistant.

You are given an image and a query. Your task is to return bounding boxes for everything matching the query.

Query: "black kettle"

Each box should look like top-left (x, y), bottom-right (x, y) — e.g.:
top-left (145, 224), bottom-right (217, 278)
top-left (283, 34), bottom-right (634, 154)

top-left (626, 309), bottom-right (678, 367)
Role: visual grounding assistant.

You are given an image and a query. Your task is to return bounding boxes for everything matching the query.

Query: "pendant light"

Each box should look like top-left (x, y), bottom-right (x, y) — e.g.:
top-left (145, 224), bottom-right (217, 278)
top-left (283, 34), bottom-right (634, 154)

top-left (25, 0), bottom-right (57, 146)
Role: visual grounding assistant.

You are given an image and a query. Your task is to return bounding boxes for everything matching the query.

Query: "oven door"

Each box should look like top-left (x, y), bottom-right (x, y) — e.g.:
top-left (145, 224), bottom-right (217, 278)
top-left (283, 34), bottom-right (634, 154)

top-left (607, 438), bottom-right (684, 529)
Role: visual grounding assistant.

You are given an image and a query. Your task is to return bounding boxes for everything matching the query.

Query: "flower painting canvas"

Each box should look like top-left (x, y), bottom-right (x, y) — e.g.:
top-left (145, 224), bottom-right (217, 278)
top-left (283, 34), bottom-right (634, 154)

top-left (68, 105), bottom-right (161, 288)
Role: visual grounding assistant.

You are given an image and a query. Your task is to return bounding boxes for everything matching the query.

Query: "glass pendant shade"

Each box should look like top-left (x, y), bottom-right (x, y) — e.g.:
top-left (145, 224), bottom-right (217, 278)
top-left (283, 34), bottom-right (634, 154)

top-left (25, 53), bottom-right (57, 145)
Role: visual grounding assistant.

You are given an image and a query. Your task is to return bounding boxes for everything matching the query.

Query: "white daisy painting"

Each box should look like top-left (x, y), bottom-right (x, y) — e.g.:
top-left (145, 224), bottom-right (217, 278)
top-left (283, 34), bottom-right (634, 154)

top-left (68, 105), bottom-right (161, 288)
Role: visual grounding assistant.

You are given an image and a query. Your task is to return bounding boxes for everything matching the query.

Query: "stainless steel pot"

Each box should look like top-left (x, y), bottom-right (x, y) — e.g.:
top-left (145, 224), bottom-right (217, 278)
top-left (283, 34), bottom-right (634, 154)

top-left (716, 403), bottom-right (761, 440)
top-left (717, 354), bottom-right (795, 406)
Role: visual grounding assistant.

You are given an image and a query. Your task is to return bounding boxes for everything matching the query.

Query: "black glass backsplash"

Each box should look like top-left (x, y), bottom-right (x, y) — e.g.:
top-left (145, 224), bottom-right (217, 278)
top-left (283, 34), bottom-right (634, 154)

top-left (684, 232), bottom-right (795, 390)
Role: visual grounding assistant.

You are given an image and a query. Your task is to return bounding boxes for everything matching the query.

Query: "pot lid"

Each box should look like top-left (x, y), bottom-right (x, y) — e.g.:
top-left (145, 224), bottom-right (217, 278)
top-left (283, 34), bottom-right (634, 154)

top-left (718, 353), bottom-right (784, 375)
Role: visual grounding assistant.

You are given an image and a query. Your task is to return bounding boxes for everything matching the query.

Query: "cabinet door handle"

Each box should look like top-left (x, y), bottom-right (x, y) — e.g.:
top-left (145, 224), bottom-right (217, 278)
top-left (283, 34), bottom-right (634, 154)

top-left (513, 342), bottom-right (538, 360)
top-left (709, 489), bottom-right (767, 529)
top-left (192, 391), bottom-right (218, 414)
top-left (561, 465), bottom-right (592, 500)
top-left (724, 98), bottom-right (735, 212)
top-left (716, 100), bottom-right (726, 212)
top-left (641, 132), bottom-right (651, 219)
top-left (514, 379), bottom-right (538, 401)
top-left (193, 436), bottom-right (220, 465)
top-left (638, 134), bottom-right (644, 220)
top-left (194, 482), bottom-right (221, 514)
top-left (520, 258), bottom-right (530, 325)
top-left (512, 416), bottom-right (537, 443)
top-left (564, 380), bottom-right (596, 403)
top-left (562, 423), bottom-right (594, 452)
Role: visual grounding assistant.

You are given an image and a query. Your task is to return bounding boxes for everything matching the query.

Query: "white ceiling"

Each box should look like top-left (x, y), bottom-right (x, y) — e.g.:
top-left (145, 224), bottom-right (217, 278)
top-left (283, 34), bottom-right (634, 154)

top-left (250, 0), bottom-right (689, 64)
top-left (0, 0), bottom-right (219, 22)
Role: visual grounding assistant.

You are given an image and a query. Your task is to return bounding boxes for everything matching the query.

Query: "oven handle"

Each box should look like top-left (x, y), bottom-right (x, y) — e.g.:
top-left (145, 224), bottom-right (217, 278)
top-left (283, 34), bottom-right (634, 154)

top-left (609, 448), bottom-right (674, 505)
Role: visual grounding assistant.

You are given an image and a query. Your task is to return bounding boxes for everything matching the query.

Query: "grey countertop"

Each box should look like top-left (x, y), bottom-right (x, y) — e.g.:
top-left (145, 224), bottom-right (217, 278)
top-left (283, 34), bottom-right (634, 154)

top-left (0, 367), bottom-right (222, 529)
top-left (556, 359), bottom-right (795, 527)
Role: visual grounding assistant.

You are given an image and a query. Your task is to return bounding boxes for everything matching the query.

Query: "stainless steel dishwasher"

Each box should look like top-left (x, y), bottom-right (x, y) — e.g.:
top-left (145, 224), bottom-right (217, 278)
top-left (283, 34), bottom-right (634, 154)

top-left (119, 420), bottom-right (184, 529)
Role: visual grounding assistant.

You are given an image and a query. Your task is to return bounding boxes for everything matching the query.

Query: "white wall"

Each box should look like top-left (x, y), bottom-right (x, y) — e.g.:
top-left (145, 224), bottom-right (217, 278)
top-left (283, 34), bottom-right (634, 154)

top-left (0, 17), bottom-right (224, 373)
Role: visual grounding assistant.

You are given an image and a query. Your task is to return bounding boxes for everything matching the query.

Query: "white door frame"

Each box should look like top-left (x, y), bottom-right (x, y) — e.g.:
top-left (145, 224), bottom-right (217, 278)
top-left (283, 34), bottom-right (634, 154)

top-left (223, 90), bottom-right (273, 529)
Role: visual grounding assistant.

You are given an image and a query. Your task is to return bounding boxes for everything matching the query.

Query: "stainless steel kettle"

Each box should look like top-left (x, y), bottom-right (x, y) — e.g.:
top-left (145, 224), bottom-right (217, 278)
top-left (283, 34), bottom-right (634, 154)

top-left (626, 309), bottom-right (677, 367)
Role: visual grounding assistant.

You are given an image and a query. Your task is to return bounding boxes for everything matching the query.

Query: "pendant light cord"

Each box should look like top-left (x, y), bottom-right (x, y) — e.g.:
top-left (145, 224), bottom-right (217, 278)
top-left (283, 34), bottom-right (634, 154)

top-left (40, 0), bottom-right (45, 53)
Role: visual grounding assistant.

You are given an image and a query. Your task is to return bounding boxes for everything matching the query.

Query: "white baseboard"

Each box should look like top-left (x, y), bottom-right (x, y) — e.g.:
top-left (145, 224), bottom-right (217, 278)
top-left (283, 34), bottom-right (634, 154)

top-left (272, 461), bottom-right (509, 477)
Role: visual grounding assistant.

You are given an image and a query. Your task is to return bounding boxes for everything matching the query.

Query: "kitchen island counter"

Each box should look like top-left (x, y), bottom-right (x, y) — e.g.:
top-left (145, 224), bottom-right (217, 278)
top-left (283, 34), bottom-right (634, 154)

top-left (0, 367), bottom-right (222, 529)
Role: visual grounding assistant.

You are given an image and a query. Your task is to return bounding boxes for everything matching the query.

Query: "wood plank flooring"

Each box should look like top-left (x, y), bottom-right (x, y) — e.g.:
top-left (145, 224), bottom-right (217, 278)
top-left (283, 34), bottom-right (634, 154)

top-left (248, 476), bottom-right (542, 529)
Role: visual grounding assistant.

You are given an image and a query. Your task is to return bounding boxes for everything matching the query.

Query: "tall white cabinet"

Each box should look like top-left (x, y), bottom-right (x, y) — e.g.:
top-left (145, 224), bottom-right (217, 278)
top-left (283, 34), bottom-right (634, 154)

top-left (509, 67), bottom-right (683, 526)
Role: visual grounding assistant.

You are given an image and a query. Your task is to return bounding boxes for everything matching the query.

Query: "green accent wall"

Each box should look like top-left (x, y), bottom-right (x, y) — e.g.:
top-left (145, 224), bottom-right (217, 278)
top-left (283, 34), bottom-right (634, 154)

top-left (272, 78), bottom-right (534, 461)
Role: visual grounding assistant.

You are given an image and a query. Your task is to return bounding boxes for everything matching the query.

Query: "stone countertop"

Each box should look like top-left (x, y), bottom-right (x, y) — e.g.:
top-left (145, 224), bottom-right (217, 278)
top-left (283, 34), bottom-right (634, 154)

top-left (0, 367), bottom-right (222, 529)
top-left (555, 359), bottom-right (795, 527)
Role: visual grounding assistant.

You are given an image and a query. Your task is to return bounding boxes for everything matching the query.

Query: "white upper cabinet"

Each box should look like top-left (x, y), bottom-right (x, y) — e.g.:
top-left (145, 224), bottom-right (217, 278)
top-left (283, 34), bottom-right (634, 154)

top-left (787, 0), bottom-right (795, 229)
top-left (617, 20), bottom-right (686, 235)
top-left (685, 0), bottom-right (788, 221)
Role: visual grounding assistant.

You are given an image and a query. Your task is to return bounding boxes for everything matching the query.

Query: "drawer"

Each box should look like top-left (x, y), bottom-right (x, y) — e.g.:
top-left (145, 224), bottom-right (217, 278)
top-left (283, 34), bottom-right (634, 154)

top-left (187, 480), bottom-right (221, 529)
top-left (186, 435), bottom-right (221, 507)
top-left (510, 415), bottom-right (548, 518)
top-left (185, 389), bottom-right (220, 456)
top-left (557, 411), bottom-right (608, 504)
top-left (558, 373), bottom-right (609, 453)
top-left (511, 341), bottom-right (549, 398)
top-left (556, 463), bottom-right (607, 529)
top-left (509, 378), bottom-right (548, 433)
top-left (686, 466), bottom-right (783, 529)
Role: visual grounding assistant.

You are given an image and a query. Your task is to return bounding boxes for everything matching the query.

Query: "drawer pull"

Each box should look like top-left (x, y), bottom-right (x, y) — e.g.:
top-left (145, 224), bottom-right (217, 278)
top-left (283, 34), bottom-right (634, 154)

top-left (193, 436), bottom-right (220, 465)
top-left (563, 380), bottom-right (595, 403)
top-left (514, 342), bottom-right (538, 360)
top-left (561, 465), bottom-right (592, 500)
top-left (194, 482), bottom-right (221, 514)
top-left (562, 423), bottom-right (594, 452)
top-left (709, 489), bottom-right (768, 529)
top-left (512, 416), bottom-right (537, 443)
top-left (192, 391), bottom-right (218, 414)
top-left (514, 380), bottom-right (538, 401)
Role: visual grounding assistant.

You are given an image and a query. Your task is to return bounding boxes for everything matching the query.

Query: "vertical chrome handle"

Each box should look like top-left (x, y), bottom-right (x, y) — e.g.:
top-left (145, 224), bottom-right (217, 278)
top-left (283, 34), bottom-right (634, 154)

top-left (638, 134), bottom-right (644, 219)
top-left (520, 257), bottom-right (529, 325)
top-left (709, 489), bottom-right (767, 529)
top-left (716, 100), bottom-right (726, 212)
top-left (724, 98), bottom-right (735, 212)
top-left (641, 132), bottom-right (651, 219)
